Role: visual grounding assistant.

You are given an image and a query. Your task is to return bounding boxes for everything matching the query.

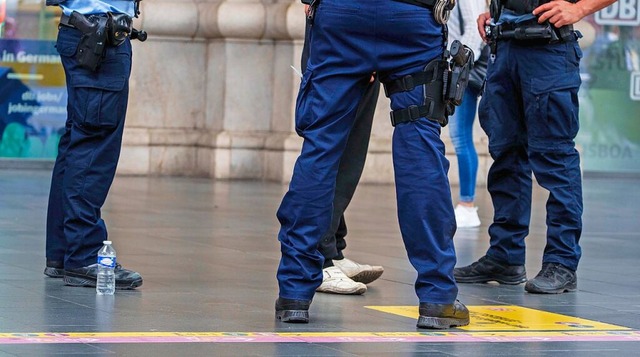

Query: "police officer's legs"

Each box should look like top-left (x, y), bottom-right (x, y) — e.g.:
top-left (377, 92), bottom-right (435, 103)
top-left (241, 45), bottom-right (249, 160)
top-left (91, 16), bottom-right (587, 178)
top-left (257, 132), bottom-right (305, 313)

top-left (46, 27), bottom-right (141, 289)
top-left (520, 42), bottom-right (582, 293)
top-left (376, 0), bottom-right (466, 328)
top-left (455, 41), bottom-right (582, 293)
top-left (454, 41), bottom-right (529, 285)
top-left (388, 74), bottom-right (468, 328)
top-left (275, 76), bottom-right (368, 316)
top-left (301, 21), bottom-right (383, 293)
top-left (45, 116), bottom-right (72, 278)
top-left (277, 0), bottom-right (467, 327)
top-left (275, 2), bottom-right (373, 321)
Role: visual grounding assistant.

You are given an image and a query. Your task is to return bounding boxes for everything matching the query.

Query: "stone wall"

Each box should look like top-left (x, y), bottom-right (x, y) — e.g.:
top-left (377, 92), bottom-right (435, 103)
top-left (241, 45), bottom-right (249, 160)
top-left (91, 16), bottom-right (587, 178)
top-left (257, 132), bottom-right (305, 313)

top-left (120, 0), bottom-right (490, 186)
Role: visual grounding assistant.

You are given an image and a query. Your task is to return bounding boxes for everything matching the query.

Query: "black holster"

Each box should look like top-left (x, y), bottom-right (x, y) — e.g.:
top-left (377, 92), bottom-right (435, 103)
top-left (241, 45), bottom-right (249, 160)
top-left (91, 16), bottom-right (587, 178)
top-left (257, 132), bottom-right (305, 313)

top-left (445, 40), bottom-right (474, 107)
top-left (67, 11), bottom-right (134, 71)
top-left (384, 59), bottom-right (451, 127)
top-left (68, 12), bottom-right (109, 72)
top-left (381, 41), bottom-right (474, 127)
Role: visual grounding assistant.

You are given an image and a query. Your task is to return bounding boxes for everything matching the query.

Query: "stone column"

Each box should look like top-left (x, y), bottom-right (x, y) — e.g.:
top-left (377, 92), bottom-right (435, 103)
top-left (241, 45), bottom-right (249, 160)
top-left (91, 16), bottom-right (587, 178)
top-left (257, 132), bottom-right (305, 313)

top-left (118, 0), bottom-right (489, 187)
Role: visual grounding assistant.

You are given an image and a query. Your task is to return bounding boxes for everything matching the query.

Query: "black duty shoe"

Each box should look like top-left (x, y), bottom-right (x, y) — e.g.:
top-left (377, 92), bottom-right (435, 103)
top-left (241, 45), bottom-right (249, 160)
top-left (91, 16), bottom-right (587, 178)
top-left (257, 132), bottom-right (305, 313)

top-left (454, 255), bottom-right (527, 285)
top-left (275, 298), bottom-right (311, 323)
top-left (44, 260), bottom-right (64, 278)
top-left (417, 300), bottom-right (470, 329)
top-left (64, 264), bottom-right (143, 290)
top-left (525, 263), bottom-right (577, 294)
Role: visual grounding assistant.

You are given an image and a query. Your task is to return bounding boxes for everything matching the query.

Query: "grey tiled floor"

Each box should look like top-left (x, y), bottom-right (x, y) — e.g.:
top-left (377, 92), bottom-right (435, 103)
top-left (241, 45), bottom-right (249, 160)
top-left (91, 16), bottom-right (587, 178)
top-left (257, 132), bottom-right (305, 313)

top-left (0, 169), bottom-right (639, 356)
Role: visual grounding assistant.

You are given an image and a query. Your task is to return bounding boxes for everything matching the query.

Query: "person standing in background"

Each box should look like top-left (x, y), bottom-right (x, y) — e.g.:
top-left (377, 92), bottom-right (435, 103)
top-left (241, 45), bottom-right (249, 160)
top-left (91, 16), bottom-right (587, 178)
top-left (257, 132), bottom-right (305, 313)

top-left (447, 0), bottom-right (487, 229)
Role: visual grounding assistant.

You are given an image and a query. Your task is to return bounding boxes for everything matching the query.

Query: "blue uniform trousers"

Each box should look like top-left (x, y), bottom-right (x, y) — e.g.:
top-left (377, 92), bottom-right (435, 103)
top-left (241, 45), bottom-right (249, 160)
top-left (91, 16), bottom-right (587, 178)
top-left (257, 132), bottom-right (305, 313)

top-left (478, 40), bottom-right (583, 271)
top-left (277, 0), bottom-right (459, 304)
top-left (46, 26), bottom-right (131, 270)
top-left (301, 20), bottom-right (380, 263)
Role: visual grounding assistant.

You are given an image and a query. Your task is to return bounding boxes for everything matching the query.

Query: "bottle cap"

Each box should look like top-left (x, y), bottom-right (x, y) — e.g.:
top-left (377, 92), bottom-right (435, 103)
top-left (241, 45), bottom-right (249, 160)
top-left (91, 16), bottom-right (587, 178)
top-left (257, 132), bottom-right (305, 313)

top-left (103, 240), bottom-right (112, 245)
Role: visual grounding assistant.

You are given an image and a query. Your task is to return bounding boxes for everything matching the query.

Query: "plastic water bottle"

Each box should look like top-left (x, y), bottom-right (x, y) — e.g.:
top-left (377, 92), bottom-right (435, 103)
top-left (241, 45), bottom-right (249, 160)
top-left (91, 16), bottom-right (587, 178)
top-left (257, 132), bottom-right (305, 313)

top-left (96, 241), bottom-right (116, 295)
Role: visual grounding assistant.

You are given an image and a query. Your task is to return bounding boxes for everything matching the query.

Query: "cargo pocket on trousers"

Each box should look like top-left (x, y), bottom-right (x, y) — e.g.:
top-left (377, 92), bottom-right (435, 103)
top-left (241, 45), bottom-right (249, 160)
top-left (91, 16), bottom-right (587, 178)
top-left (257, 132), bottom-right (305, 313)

top-left (529, 71), bottom-right (581, 145)
top-left (55, 35), bottom-right (78, 58)
top-left (294, 68), bottom-right (315, 136)
top-left (71, 74), bottom-right (126, 129)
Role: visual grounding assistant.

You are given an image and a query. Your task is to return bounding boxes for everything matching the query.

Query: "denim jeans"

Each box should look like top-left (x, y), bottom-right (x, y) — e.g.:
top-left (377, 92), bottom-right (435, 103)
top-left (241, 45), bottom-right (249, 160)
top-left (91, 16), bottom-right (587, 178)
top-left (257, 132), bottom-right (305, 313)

top-left (449, 86), bottom-right (481, 203)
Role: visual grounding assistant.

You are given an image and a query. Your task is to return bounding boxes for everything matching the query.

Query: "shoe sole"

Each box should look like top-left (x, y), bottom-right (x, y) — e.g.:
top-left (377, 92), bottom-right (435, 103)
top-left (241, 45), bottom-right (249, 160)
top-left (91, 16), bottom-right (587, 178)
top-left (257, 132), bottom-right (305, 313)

top-left (525, 282), bottom-right (577, 294)
top-left (349, 270), bottom-right (384, 285)
top-left (316, 285), bottom-right (367, 295)
top-left (455, 273), bottom-right (527, 285)
top-left (417, 316), bottom-right (470, 329)
top-left (44, 267), bottom-right (64, 279)
top-left (275, 310), bottom-right (309, 323)
top-left (64, 275), bottom-right (143, 290)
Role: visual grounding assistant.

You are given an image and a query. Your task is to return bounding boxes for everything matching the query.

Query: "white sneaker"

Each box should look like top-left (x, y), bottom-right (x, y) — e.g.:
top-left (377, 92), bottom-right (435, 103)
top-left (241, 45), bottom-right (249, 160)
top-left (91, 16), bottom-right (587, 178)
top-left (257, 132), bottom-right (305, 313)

top-left (454, 204), bottom-right (481, 228)
top-left (333, 258), bottom-right (384, 284)
top-left (316, 266), bottom-right (367, 295)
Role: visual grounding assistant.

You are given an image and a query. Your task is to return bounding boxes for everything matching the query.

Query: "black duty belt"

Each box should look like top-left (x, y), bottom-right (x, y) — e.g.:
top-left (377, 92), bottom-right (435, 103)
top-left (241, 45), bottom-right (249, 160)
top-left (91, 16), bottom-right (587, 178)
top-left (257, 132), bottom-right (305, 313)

top-left (490, 21), bottom-right (577, 44)
top-left (59, 12), bottom-right (108, 29)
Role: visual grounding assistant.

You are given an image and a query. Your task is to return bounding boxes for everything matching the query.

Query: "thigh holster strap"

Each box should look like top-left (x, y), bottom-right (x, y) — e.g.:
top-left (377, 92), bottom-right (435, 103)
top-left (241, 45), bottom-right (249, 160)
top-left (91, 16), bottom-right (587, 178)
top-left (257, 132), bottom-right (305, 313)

top-left (391, 104), bottom-right (438, 126)
top-left (383, 59), bottom-right (449, 127)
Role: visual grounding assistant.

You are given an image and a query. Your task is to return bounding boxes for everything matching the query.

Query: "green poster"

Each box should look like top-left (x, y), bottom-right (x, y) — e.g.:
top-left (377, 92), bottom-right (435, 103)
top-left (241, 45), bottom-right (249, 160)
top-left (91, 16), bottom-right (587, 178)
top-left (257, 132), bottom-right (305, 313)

top-left (577, 6), bottom-right (640, 174)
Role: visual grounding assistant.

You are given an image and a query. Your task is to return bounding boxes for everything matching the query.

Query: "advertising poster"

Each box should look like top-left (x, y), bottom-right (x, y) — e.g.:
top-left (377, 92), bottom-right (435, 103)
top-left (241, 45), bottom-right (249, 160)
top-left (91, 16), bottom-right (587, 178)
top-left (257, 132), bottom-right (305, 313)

top-left (0, 0), bottom-right (65, 159)
top-left (577, 0), bottom-right (640, 174)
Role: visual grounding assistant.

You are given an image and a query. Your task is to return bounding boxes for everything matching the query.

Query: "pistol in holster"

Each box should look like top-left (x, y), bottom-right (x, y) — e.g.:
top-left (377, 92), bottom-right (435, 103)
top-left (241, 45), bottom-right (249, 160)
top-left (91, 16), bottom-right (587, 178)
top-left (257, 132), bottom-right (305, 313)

top-left (67, 11), bottom-right (133, 71)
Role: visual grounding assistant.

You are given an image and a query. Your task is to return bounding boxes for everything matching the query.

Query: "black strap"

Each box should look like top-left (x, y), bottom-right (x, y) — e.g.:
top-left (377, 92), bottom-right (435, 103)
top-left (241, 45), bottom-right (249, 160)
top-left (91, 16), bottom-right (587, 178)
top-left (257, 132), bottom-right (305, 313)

top-left (59, 12), bottom-right (74, 28)
top-left (391, 103), bottom-right (450, 127)
top-left (384, 71), bottom-right (437, 97)
top-left (134, 0), bottom-right (142, 18)
top-left (391, 104), bottom-right (432, 126)
top-left (383, 59), bottom-right (449, 127)
top-left (392, 0), bottom-right (437, 9)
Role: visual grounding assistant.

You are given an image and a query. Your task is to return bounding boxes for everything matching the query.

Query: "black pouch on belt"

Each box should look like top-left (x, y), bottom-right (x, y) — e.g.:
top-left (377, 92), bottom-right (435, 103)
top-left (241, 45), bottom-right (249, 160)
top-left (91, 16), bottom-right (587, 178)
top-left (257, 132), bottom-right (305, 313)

top-left (106, 12), bottom-right (133, 46)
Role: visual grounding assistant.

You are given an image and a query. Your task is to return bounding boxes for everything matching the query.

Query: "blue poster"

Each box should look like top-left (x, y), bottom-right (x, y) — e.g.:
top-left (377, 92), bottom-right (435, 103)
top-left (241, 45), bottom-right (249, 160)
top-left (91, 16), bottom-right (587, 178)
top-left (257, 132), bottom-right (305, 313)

top-left (0, 38), bottom-right (66, 158)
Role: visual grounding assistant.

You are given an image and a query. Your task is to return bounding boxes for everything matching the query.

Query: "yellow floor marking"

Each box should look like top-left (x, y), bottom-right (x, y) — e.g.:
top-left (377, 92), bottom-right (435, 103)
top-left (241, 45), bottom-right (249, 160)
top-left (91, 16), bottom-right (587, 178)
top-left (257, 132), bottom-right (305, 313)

top-left (365, 305), bottom-right (630, 331)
